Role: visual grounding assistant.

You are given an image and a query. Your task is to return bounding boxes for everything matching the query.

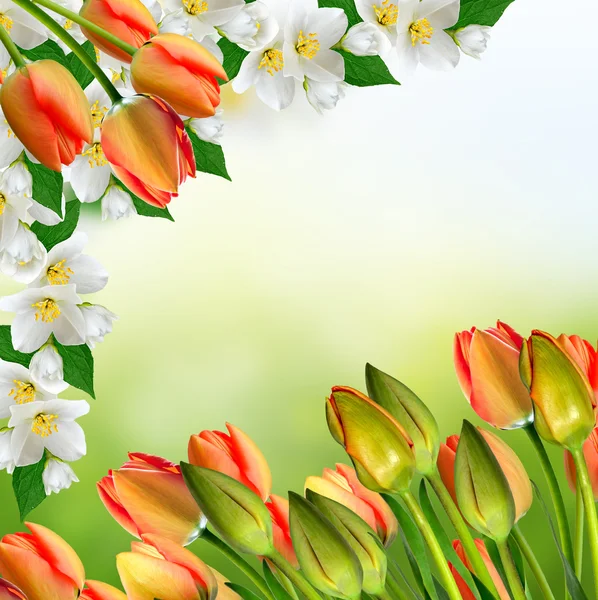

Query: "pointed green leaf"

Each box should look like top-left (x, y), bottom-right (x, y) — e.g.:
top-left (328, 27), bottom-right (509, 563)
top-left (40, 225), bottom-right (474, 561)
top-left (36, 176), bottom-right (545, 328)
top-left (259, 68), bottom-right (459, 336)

top-left (54, 339), bottom-right (95, 398)
top-left (12, 456), bottom-right (46, 520)
top-left (31, 200), bottom-right (80, 251)
top-left (218, 38), bottom-right (249, 81)
top-left (0, 326), bottom-right (33, 367)
top-left (186, 127), bottom-right (231, 181)
top-left (18, 40), bottom-right (69, 69)
top-left (263, 561), bottom-right (296, 600)
top-left (226, 583), bottom-right (264, 600)
top-left (335, 50), bottom-right (400, 87)
top-left (23, 155), bottom-right (64, 218)
top-left (454, 0), bottom-right (516, 29)
top-left (66, 40), bottom-right (97, 89)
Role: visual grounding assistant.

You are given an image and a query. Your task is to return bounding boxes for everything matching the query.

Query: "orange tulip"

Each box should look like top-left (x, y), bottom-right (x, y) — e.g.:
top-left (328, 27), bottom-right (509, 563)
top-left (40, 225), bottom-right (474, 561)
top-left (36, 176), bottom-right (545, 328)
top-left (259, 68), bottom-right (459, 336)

top-left (188, 423), bottom-right (272, 501)
top-left (454, 321), bottom-right (533, 430)
top-left (79, 0), bottom-right (158, 63)
top-left (97, 453), bottom-right (205, 546)
top-left (438, 429), bottom-right (532, 522)
top-left (0, 522), bottom-right (85, 600)
top-left (0, 580), bottom-right (26, 600)
top-left (101, 94), bottom-right (196, 207)
top-left (304, 463), bottom-right (398, 547)
top-left (0, 60), bottom-right (93, 172)
top-left (557, 334), bottom-right (598, 404)
top-left (131, 34), bottom-right (227, 118)
top-left (80, 580), bottom-right (127, 600)
top-left (565, 426), bottom-right (598, 500)
top-left (265, 494), bottom-right (298, 567)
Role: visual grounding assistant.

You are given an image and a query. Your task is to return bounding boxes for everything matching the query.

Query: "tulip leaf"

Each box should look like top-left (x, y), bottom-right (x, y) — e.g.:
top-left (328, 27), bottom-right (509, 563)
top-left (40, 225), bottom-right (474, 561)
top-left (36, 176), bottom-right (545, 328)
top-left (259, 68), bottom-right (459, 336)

top-left (334, 50), bottom-right (400, 87)
top-left (67, 41), bottom-right (98, 90)
top-left (109, 178), bottom-right (175, 221)
top-left (454, 0), bottom-right (516, 29)
top-left (12, 456), bottom-right (46, 520)
top-left (186, 126), bottom-right (231, 181)
top-left (18, 39), bottom-right (69, 70)
top-left (218, 37), bottom-right (249, 82)
top-left (226, 583), bottom-right (264, 600)
top-left (263, 562), bottom-right (296, 600)
top-left (23, 155), bottom-right (64, 219)
top-left (31, 199), bottom-right (80, 252)
top-left (318, 0), bottom-right (362, 28)
top-left (0, 326), bottom-right (34, 368)
top-left (54, 339), bottom-right (95, 399)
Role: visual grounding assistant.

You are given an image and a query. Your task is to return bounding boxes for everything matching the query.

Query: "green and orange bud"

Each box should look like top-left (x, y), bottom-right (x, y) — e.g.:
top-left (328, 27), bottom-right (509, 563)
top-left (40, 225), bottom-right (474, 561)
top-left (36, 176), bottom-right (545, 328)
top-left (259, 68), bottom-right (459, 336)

top-left (520, 330), bottom-right (596, 450)
top-left (326, 386), bottom-right (415, 493)
top-left (0, 60), bottom-right (93, 172)
top-left (80, 580), bottom-right (127, 600)
top-left (365, 363), bottom-right (439, 474)
top-left (289, 492), bottom-right (363, 600)
top-left (97, 453), bottom-right (206, 546)
top-left (0, 522), bottom-right (85, 600)
top-left (265, 494), bottom-right (298, 567)
top-left (181, 463), bottom-right (274, 555)
top-left (454, 421), bottom-right (515, 542)
top-left (306, 490), bottom-right (387, 595)
top-left (131, 34), bottom-right (227, 118)
top-left (79, 0), bottom-right (158, 63)
top-left (101, 94), bottom-right (196, 207)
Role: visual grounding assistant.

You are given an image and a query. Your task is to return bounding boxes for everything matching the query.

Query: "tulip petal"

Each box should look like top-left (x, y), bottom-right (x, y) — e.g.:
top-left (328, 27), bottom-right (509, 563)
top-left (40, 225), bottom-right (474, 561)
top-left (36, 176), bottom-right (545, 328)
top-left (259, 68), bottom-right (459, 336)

top-left (81, 580), bottom-right (127, 600)
top-left (0, 579), bottom-right (27, 600)
top-left (97, 475), bottom-right (140, 538)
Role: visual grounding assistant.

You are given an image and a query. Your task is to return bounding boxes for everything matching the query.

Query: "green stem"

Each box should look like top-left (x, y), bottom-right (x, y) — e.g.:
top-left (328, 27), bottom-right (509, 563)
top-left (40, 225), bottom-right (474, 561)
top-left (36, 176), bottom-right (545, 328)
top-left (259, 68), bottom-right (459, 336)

top-left (202, 529), bottom-right (275, 600)
top-left (32, 0), bottom-right (137, 57)
top-left (571, 449), bottom-right (598, 598)
top-left (267, 548), bottom-right (322, 600)
top-left (575, 477), bottom-right (584, 581)
top-left (399, 491), bottom-right (464, 600)
top-left (385, 570), bottom-right (411, 600)
top-left (427, 469), bottom-right (500, 599)
top-left (511, 525), bottom-right (555, 600)
top-left (11, 0), bottom-right (121, 103)
top-left (496, 539), bottom-right (526, 600)
top-left (374, 589), bottom-right (394, 600)
top-left (0, 24), bottom-right (25, 67)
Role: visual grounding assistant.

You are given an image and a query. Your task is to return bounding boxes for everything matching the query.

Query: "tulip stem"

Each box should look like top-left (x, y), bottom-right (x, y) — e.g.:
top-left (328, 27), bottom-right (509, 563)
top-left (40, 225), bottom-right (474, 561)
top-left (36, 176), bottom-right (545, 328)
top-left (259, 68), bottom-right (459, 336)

top-left (399, 491), bottom-right (464, 600)
top-left (267, 549), bottom-right (323, 600)
top-left (496, 539), bottom-right (526, 600)
top-left (426, 469), bottom-right (501, 599)
top-left (575, 477), bottom-right (584, 580)
top-left (511, 525), bottom-right (555, 600)
top-left (0, 24), bottom-right (25, 68)
top-left (11, 0), bottom-right (122, 103)
top-left (571, 449), bottom-right (598, 598)
top-left (31, 0), bottom-right (137, 57)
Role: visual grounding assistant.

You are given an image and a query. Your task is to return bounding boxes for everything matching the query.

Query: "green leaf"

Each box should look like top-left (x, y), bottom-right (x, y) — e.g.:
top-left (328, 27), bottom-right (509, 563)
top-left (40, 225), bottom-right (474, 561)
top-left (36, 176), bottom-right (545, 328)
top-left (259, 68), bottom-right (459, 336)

top-left (111, 179), bottom-right (175, 221)
top-left (335, 49), bottom-right (400, 87)
top-left (18, 40), bottom-right (69, 69)
top-left (263, 562), bottom-right (296, 600)
top-left (31, 200), bottom-right (80, 251)
top-left (12, 457), bottom-right (46, 520)
top-left (218, 37), bottom-right (249, 81)
top-left (23, 155), bottom-right (64, 219)
top-left (186, 126), bottom-right (231, 181)
top-left (67, 41), bottom-right (98, 89)
top-left (318, 0), bottom-right (362, 28)
top-left (54, 339), bottom-right (95, 398)
top-left (0, 326), bottom-right (33, 367)
top-left (454, 0), bottom-right (516, 29)
top-left (225, 583), bottom-right (264, 600)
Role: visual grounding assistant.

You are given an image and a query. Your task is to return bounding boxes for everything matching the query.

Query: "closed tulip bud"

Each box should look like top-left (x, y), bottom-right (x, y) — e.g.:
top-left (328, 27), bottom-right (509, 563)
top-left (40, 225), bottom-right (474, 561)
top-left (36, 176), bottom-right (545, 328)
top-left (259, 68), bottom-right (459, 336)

top-left (188, 423), bottom-right (271, 501)
top-left (454, 421), bottom-right (515, 542)
top-left (79, 0), bottom-right (158, 63)
top-left (0, 580), bottom-right (25, 599)
top-left (289, 492), bottom-right (363, 600)
top-left (131, 34), bottom-right (227, 118)
top-left (117, 533), bottom-right (218, 600)
top-left (181, 463), bottom-right (274, 555)
top-left (454, 322), bottom-right (533, 430)
top-left (326, 386), bottom-right (415, 493)
top-left (80, 580), bottom-right (127, 600)
top-left (97, 453), bottom-right (206, 546)
top-left (305, 463), bottom-right (397, 547)
top-left (0, 60), bottom-right (93, 172)
top-left (520, 330), bottom-right (596, 450)
top-left (365, 363), bottom-right (439, 474)
top-left (265, 494), bottom-right (298, 568)
top-left (565, 427), bottom-right (598, 499)
top-left (0, 522), bottom-right (85, 600)
top-left (306, 490), bottom-right (387, 595)
top-left (100, 94), bottom-right (196, 208)
top-left (557, 334), bottom-right (598, 404)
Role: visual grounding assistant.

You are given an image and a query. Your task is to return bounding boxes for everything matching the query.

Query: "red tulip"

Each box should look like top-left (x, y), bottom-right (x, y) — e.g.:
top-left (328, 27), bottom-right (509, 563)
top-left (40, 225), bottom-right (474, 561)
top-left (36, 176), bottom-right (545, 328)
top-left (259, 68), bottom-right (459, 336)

top-left (188, 423), bottom-right (272, 501)
top-left (80, 580), bottom-right (127, 600)
top-left (97, 453), bottom-right (205, 546)
top-left (265, 494), bottom-right (298, 567)
top-left (0, 60), bottom-right (93, 172)
top-left (565, 426), bottom-right (598, 500)
top-left (454, 321), bottom-right (533, 430)
top-left (79, 0), bottom-right (158, 63)
top-left (131, 34), bottom-right (227, 118)
top-left (101, 94), bottom-right (196, 207)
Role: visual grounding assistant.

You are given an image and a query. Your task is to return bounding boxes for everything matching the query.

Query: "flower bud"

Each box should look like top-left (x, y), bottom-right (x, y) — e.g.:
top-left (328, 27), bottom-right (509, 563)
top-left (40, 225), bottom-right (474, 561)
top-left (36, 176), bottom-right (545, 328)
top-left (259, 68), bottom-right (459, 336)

top-left (326, 386), bottom-right (415, 493)
top-left (520, 330), bottom-right (596, 449)
top-left (454, 322), bottom-right (533, 430)
top-left (189, 110), bottom-right (224, 145)
top-left (43, 457), bottom-right (79, 495)
top-left (0, 61), bottom-right (93, 172)
top-left (366, 363), bottom-right (439, 474)
top-left (80, 580), bottom-right (127, 600)
top-left (454, 25), bottom-right (491, 59)
top-left (304, 78), bottom-right (346, 115)
top-left (181, 463), bottom-right (274, 555)
top-left (289, 492), bottom-right (363, 600)
top-left (565, 426), bottom-right (598, 499)
top-left (454, 421), bottom-right (515, 542)
top-left (29, 343), bottom-right (68, 394)
top-left (265, 494), bottom-right (298, 567)
top-left (340, 22), bottom-right (390, 57)
top-left (80, 304), bottom-right (118, 348)
top-left (0, 221), bottom-right (47, 284)
top-left (80, 0), bottom-right (158, 62)
top-left (557, 334), bottom-right (598, 404)
top-left (101, 185), bottom-right (137, 221)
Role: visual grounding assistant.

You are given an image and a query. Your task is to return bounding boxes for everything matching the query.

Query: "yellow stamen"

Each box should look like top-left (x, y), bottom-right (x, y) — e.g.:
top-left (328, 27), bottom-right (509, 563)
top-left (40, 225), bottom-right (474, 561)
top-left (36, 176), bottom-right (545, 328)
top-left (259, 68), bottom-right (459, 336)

top-left (0, 14), bottom-right (13, 32)
top-left (64, 18), bottom-right (73, 30)
top-left (182, 0), bottom-right (208, 15)
top-left (5, 119), bottom-right (13, 138)
top-left (95, 46), bottom-right (100, 62)
top-left (296, 31), bottom-right (319, 60)
top-left (82, 143), bottom-right (108, 168)
top-left (0, 192), bottom-right (5, 216)
top-left (373, 0), bottom-right (398, 27)
top-left (31, 414), bottom-right (59, 437)
top-left (46, 259), bottom-right (74, 285)
top-left (32, 299), bottom-right (61, 323)
top-left (258, 49), bottom-right (284, 76)
top-left (90, 99), bottom-right (109, 128)
top-left (9, 380), bottom-right (35, 404)
top-left (409, 18), bottom-right (433, 46)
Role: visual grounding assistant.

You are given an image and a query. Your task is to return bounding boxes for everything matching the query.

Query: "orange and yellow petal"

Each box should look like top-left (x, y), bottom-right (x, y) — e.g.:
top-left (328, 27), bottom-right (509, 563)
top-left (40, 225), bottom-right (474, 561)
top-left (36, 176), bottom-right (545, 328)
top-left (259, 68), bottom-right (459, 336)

top-left (81, 580), bottom-right (127, 600)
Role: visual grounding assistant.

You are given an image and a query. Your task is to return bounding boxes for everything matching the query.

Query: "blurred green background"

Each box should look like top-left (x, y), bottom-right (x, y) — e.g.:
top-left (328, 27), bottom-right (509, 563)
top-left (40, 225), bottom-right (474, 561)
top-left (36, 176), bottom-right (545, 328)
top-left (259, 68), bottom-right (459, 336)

top-left (1, 0), bottom-right (598, 594)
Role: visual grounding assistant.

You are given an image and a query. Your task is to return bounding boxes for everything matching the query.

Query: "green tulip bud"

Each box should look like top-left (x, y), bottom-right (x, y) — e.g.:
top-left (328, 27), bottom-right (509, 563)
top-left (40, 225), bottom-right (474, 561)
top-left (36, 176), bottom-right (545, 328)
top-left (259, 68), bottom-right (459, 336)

top-left (181, 463), bottom-right (273, 555)
top-left (365, 363), bottom-right (439, 475)
top-left (454, 421), bottom-right (515, 542)
top-left (306, 489), bottom-right (387, 595)
top-left (289, 492), bottom-right (363, 600)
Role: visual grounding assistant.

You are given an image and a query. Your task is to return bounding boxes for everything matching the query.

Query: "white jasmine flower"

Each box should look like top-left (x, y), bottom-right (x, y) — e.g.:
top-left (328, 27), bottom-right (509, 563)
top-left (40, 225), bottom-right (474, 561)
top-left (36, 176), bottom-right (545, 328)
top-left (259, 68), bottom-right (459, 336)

top-left (43, 457), bottom-right (79, 495)
top-left (454, 24), bottom-right (491, 59)
top-left (0, 0), bottom-right (48, 49)
top-left (395, 0), bottom-right (460, 77)
top-left (189, 109), bottom-right (224, 145)
top-left (0, 169), bottom-right (32, 248)
top-left (355, 0), bottom-right (399, 46)
top-left (0, 284), bottom-right (85, 353)
top-left (0, 360), bottom-right (56, 418)
top-left (80, 304), bottom-right (118, 348)
top-left (0, 428), bottom-right (15, 474)
top-left (140, 0), bottom-right (163, 23)
top-left (283, 4), bottom-right (347, 82)
top-left (340, 21), bottom-right (390, 56)
top-left (29, 343), bottom-right (68, 394)
top-left (31, 231), bottom-right (108, 294)
top-left (8, 399), bottom-right (89, 467)
top-left (304, 77), bottom-right (346, 114)
top-left (219, 2), bottom-right (278, 51)
top-left (0, 221), bottom-right (47, 284)
top-left (159, 7), bottom-right (192, 34)
top-left (101, 184), bottom-right (137, 221)
top-left (44, 0), bottom-right (87, 48)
